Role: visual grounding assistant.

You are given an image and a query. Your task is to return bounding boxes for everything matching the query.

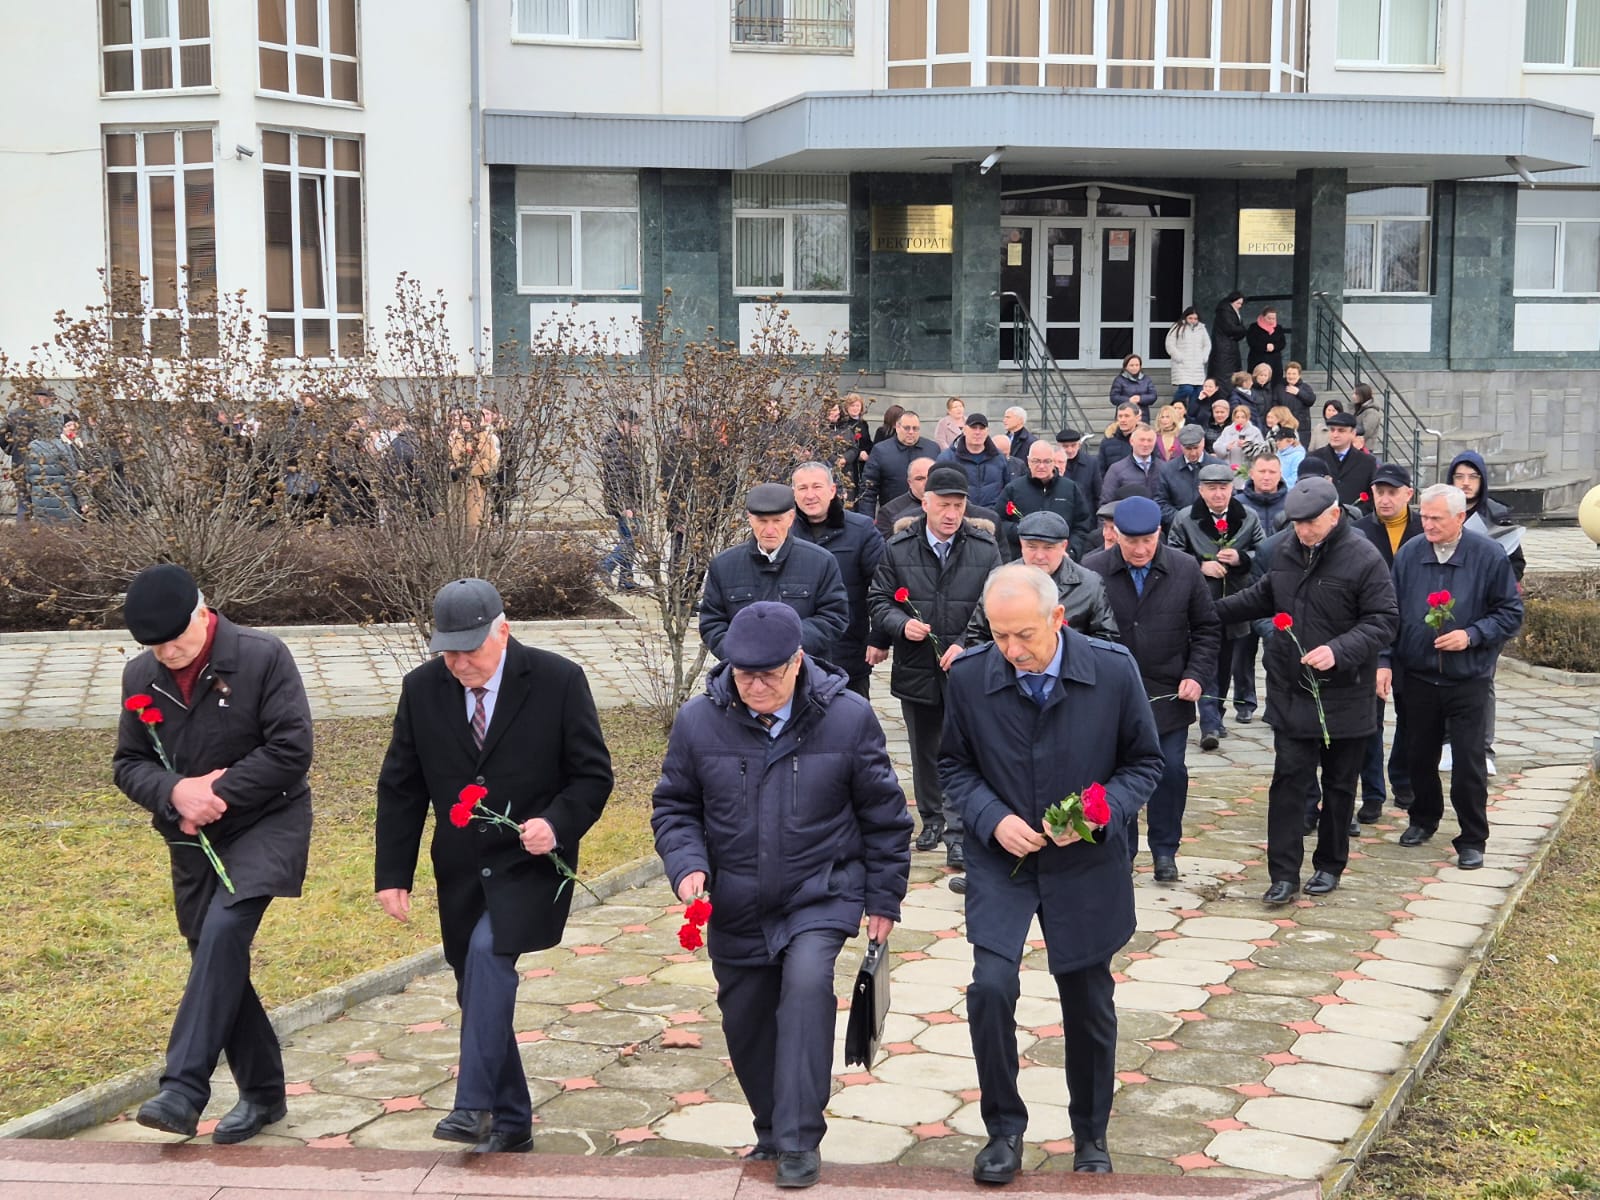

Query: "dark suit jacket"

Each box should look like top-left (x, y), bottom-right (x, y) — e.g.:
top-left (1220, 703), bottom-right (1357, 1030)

top-left (375, 636), bottom-right (613, 970)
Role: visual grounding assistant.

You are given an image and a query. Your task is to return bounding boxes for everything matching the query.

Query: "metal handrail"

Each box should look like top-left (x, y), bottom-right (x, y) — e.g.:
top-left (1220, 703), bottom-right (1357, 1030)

top-left (1307, 291), bottom-right (1444, 486)
top-left (996, 291), bottom-right (1094, 438)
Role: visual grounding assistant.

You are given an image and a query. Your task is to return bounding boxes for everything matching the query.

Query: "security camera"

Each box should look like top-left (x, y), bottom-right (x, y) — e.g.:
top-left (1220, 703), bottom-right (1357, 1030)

top-left (236, 144), bottom-right (255, 158)
top-left (979, 149), bottom-right (1004, 175)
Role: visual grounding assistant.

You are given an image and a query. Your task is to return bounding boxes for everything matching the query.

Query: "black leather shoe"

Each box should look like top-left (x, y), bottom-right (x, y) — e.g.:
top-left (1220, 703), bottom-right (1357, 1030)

top-left (776, 1149), bottom-right (821, 1188)
top-left (1235, 711), bottom-right (1253, 724)
top-left (472, 1127), bottom-right (533, 1153)
top-left (211, 1097), bottom-right (287, 1144)
top-left (433, 1108), bottom-right (493, 1144)
top-left (1262, 880), bottom-right (1298, 906)
top-left (135, 1090), bottom-right (199, 1137)
top-left (1073, 1136), bottom-right (1113, 1173)
top-left (746, 1144), bottom-right (780, 1161)
top-left (1153, 855), bottom-right (1179, 883)
top-left (1304, 870), bottom-right (1340, 896)
top-left (1199, 730), bottom-right (1220, 751)
top-left (1357, 800), bottom-right (1383, 823)
top-left (973, 1134), bottom-right (1023, 1185)
top-left (946, 839), bottom-right (965, 869)
top-left (914, 819), bottom-right (945, 852)
top-left (948, 874), bottom-right (967, 895)
top-left (1347, 816), bottom-right (1361, 837)
top-left (1457, 848), bottom-right (1485, 870)
top-left (1399, 825), bottom-right (1435, 847)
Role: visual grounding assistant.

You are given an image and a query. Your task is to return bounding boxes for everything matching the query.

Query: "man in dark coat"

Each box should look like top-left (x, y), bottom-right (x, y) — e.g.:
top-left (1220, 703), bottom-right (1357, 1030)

top-left (859, 409), bottom-right (938, 517)
top-left (1230, 453), bottom-right (1290, 723)
top-left (791, 461), bottom-right (886, 698)
top-left (1098, 424), bottom-right (1159, 506)
top-left (1207, 291), bottom-right (1246, 383)
top-left (1152, 424), bottom-right (1217, 529)
top-left (597, 411), bottom-right (643, 590)
top-left (874, 454), bottom-right (933, 540)
top-left (24, 413), bottom-right (86, 524)
top-left (1215, 479), bottom-right (1399, 906)
top-left (2, 383), bottom-right (54, 521)
top-left (652, 603), bottom-right (911, 1189)
top-left (867, 466), bottom-right (1002, 865)
top-left (1086, 497), bottom-right (1220, 882)
top-left (1244, 306), bottom-right (1287, 378)
top-left (1096, 403), bottom-right (1140, 472)
top-left (965, 510), bottom-right (1117, 649)
top-left (940, 563), bottom-right (1164, 1180)
top-left (700, 484), bottom-right (850, 663)
top-left (1381, 484), bottom-right (1522, 872)
top-left (114, 565), bottom-right (314, 1144)
top-left (376, 579), bottom-right (613, 1152)
top-left (936, 412), bottom-right (1010, 510)
top-left (1302, 413), bottom-right (1376, 516)
top-left (1056, 428), bottom-right (1100, 506)
top-left (1000, 442), bottom-right (1095, 562)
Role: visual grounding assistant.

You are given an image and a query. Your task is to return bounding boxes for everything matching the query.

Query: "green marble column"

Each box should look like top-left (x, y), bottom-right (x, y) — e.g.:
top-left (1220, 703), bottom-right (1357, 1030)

top-left (951, 164), bottom-right (1001, 372)
top-left (1292, 167), bottom-right (1348, 353)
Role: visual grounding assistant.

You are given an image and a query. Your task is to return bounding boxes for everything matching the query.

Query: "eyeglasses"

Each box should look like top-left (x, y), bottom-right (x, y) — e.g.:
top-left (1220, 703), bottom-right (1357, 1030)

top-left (732, 659), bottom-right (797, 687)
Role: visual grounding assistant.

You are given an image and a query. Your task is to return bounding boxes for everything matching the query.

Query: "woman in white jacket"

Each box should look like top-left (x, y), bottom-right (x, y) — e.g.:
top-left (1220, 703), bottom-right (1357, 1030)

top-left (1164, 306), bottom-right (1212, 415)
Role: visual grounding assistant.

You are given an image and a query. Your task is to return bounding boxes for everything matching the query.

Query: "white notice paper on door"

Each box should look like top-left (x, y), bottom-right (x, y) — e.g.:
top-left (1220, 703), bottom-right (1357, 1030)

top-left (1051, 245), bottom-right (1074, 275)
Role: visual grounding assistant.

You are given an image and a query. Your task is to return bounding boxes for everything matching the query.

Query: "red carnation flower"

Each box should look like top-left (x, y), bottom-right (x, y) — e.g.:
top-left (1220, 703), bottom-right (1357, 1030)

top-left (1273, 612), bottom-right (1293, 631)
top-left (1006, 501), bottom-right (1018, 516)
top-left (124, 694), bottom-right (153, 711)
top-left (1214, 517), bottom-right (1228, 534)
top-left (685, 896), bottom-right (712, 926)
top-left (1082, 781), bottom-right (1110, 826)
top-left (140, 708), bottom-right (163, 725)
top-left (1359, 491), bottom-right (1370, 502)
top-left (458, 783), bottom-right (489, 805)
top-left (894, 587), bottom-right (910, 604)
top-left (1234, 422), bottom-right (1245, 432)
top-left (678, 922), bottom-right (704, 951)
top-left (448, 801), bottom-right (474, 829)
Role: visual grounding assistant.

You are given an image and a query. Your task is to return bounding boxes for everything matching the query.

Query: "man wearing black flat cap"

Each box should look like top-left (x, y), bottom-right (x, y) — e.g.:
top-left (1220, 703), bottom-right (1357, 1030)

top-left (1303, 412), bottom-right (1376, 515)
top-left (653, 602), bottom-right (910, 1189)
top-left (376, 578), bottom-right (614, 1152)
top-left (1055, 429), bottom-right (1100, 506)
top-left (966, 511), bottom-right (1117, 646)
top-left (114, 564), bottom-right (314, 1145)
top-left (700, 483), bottom-right (850, 665)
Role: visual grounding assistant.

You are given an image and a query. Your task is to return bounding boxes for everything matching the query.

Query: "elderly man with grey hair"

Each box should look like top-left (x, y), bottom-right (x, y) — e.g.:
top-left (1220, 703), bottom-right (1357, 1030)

top-left (1001, 405), bottom-right (1036, 464)
top-left (1379, 483), bottom-right (1522, 871)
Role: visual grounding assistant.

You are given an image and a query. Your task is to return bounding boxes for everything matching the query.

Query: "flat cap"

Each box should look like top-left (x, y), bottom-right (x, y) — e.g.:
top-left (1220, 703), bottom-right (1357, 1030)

top-left (964, 411), bottom-right (989, 427)
top-left (1197, 463), bottom-right (1235, 484)
top-left (722, 601), bottom-right (802, 671)
top-left (124, 564), bottom-right (200, 646)
top-left (925, 465), bottom-right (970, 496)
top-left (430, 578), bottom-right (504, 653)
top-left (1178, 424), bottom-right (1205, 447)
top-left (1017, 511), bottom-right (1070, 542)
top-left (1055, 428), bottom-right (1084, 443)
top-left (1112, 496), bottom-right (1162, 537)
top-left (1297, 456), bottom-right (1330, 478)
top-left (746, 483), bottom-right (796, 514)
top-left (1285, 477), bottom-right (1340, 520)
top-left (1326, 411), bottom-right (1358, 428)
top-left (1372, 462), bottom-right (1412, 488)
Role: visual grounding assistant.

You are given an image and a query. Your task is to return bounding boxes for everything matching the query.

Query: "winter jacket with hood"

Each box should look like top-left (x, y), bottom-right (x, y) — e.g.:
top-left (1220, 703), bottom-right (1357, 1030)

top-left (1447, 450), bottom-right (1526, 581)
top-left (936, 437), bottom-right (1010, 510)
top-left (1165, 323), bottom-right (1213, 387)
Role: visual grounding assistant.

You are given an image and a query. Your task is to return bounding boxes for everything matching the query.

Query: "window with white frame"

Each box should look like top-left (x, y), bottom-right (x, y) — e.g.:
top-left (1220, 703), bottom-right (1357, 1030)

top-left (1345, 186), bottom-right (1431, 294)
top-left (514, 0), bottom-right (637, 42)
top-left (733, 0), bottom-right (854, 50)
top-left (1514, 189), bottom-right (1600, 294)
top-left (734, 174), bottom-right (850, 294)
top-left (516, 172), bottom-right (640, 294)
top-left (1525, 0), bottom-right (1600, 68)
top-left (102, 0), bottom-right (212, 92)
top-left (258, 0), bottom-right (359, 103)
top-left (262, 130), bottom-right (365, 359)
top-left (105, 128), bottom-right (218, 357)
top-left (1336, 0), bottom-right (1438, 66)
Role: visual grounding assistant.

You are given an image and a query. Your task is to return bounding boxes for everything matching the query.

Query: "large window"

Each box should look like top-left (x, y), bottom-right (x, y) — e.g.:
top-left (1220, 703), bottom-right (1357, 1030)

top-left (102, 0), bottom-right (212, 92)
top-left (1336, 0), bottom-right (1438, 66)
top-left (263, 130), bottom-right (364, 359)
top-left (105, 129), bottom-right (217, 356)
top-left (733, 0), bottom-right (854, 49)
top-left (1525, 0), bottom-right (1600, 68)
top-left (513, 0), bottom-right (637, 41)
top-left (258, 0), bottom-right (359, 103)
top-left (886, 0), bottom-right (1305, 90)
top-left (516, 172), bottom-right (640, 294)
top-left (1345, 186), bottom-right (1430, 295)
top-left (1515, 189), bottom-right (1600, 294)
top-left (734, 174), bottom-right (850, 294)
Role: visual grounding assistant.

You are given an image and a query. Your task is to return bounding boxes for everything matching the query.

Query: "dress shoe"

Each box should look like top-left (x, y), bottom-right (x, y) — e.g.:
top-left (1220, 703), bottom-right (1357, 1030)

top-left (1399, 824), bottom-right (1435, 847)
top-left (1199, 729), bottom-right (1221, 751)
top-left (472, 1127), bottom-right (533, 1153)
top-left (949, 874), bottom-right (967, 895)
top-left (1073, 1136), bottom-right (1113, 1174)
top-left (1304, 870), bottom-right (1340, 896)
top-left (1357, 800), bottom-right (1383, 823)
top-left (1457, 847), bottom-right (1485, 870)
top-left (1235, 710), bottom-right (1254, 724)
top-left (746, 1144), bottom-right (780, 1161)
top-left (433, 1108), bottom-right (493, 1143)
top-left (946, 839), bottom-right (965, 869)
top-left (135, 1090), bottom-right (199, 1137)
top-left (211, 1097), bottom-right (287, 1144)
top-left (972, 1133), bottom-right (1023, 1185)
top-left (776, 1149), bottom-right (821, 1188)
top-left (1153, 855), bottom-right (1179, 883)
top-left (914, 819), bottom-right (945, 852)
top-left (1347, 816), bottom-right (1360, 837)
top-left (1262, 880), bottom-right (1298, 906)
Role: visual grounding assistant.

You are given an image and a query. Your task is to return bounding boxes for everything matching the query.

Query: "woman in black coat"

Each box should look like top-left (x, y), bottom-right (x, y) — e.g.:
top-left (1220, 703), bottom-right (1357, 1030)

top-left (1207, 291), bottom-right (1247, 383)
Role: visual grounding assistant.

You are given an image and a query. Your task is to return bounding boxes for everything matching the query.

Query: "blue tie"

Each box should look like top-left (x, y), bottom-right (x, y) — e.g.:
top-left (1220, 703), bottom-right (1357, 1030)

top-left (1130, 566), bottom-right (1148, 597)
top-left (1022, 674), bottom-right (1050, 705)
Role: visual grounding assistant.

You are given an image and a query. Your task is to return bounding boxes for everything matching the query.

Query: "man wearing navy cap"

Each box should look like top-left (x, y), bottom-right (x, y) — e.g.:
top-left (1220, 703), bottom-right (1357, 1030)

top-left (376, 578), bottom-right (614, 1152)
top-left (1086, 498), bottom-right (1220, 880)
top-left (700, 483), bottom-right (850, 664)
top-left (114, 564), bottom-right (314, 1144)
top-left (653, 603), bottom-right (911, 1189)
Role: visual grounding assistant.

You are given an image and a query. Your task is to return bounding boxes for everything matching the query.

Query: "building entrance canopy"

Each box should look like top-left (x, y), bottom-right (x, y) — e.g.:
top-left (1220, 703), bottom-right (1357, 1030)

top-left (486, 89), bottom-right (1595, 183)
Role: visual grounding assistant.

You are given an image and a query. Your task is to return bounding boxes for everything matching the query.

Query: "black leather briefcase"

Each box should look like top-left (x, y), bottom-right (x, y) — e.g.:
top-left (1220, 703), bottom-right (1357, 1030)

top-left (843, 939), bottom-right (891, 1068)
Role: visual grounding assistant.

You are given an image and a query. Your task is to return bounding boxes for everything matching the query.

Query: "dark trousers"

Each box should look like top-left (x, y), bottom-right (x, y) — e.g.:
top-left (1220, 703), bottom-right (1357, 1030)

top-left (1230, 633), bottom-right (1259, 717)
top-left (163, 892), bottom-right (282, 1110)
top-left (845, 672), bottom-right (870, 700)
top-left (1312, 699), bottom-right (1389, 815)
top-left (454, 911), bottom-right (531, 1131)
top-left (1268, 729), bottom-right (1366, 884)
top-left (1128, 726), bottom-right (1188, 860)
top-left (1198, 631), bottom-right (1236, 732)
top-left (1398, 673), bottom-right (1492, 854)
top-left (969, 947), bottom-right (1116, 1144)
top-left (902, 698), bottom-right (959, 839)
top-left (713, 929), bottom-right (847, 1152)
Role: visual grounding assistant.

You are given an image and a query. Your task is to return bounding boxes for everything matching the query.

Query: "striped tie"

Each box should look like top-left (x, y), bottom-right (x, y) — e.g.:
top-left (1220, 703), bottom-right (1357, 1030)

top-left (470, 686), bottom-right (488, 750)
top-left (755, 712), bottom-right (778, 730)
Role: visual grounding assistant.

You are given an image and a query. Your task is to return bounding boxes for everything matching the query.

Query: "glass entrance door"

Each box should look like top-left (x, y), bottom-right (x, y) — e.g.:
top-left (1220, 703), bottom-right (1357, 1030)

top-left (1000, 219), bottom-right (1085, 367)
top-left (1092, 221), bottom-right (1192, 367)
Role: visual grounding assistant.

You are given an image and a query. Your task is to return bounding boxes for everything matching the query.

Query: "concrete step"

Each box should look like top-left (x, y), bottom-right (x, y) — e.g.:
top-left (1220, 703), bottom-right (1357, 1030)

top-left (1479, 449), bottom-right (1550, 488)
top-left (1497, 470), bottom-right (1596, 520)
top-left (1432, 428), bottom-right (1507, 462)
top-left (882, 370), bottom-right (1025, 395)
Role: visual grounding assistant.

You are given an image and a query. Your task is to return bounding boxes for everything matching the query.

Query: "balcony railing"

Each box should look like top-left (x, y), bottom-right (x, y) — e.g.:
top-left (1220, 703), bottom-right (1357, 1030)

top-left (731, 0), bottom-right (853, 51)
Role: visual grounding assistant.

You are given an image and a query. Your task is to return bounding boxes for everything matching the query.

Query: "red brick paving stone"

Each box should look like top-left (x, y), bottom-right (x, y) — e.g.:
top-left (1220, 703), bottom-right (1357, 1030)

top-left (1309, 995), bottom-right (1349, 1007)
top-left (1202, 1118), bottom-right (1247, 1133)
top-left (523, 967), bottom-right (556, 979)
top-left (1153, 930), bottom-right (1181, 940)
top-left (1354, 950), bottom-right (1383, 960)
top-left (515, 1029), bottom-right (547, 1044)
top-left (1214, 809), bottom-right (1237, 817)
top-left (1111, 972), bottom-right (1130, 983)
top-left (958, 1088), bottom-right (983, 1102)
top-left (1031, 1024), bottom-right (1064, 1038)
top-left (284, 1081), bottom-right (315, 1095)
top-left (672, 1091), bottom-right (713, 1106)
top-left (1116, 1071), bottom-right (1150, 1084)
top-left (1205, 984), bottom-right (1235, 994)
top-left (836, 1072), bottom-right (877, 1087)
top-left (1027, 939), bottom-right (1047, 949)
top-left (1232, 1082), bottom-right (1275, 1097)
top-left (1126, 951), bottom-right (1155, 960)
top-left (1196, 825), bottom-right (1218, 832)
top-left (1173, 1152), bottom-right (1222, 1170)
top-left (1417, 876), bottom-right (1441, 884)
top-left (1261, 1053), bottom-right (1303, 1067)
top-left (1370, 928), bottom-right (1400, 939)
top-left (1147, 1040), bottom-right (1180, 1052)
top-left (0, 1187), bottom-right (217, 1200)
top-left (572, 945), bottom-right (609, 956)
top-left (1040, 1139), bottom-right (1076, 1154)
top-left (1284, 1021), bottom-right (1326, 1035)
top-left (342, 1051), bottom-right (382, 1064)
top-left (621, 924), bottom-right (652, 933)
top-left (663, 953), bottom-right (697, 964)
top-left (305, 1135), bottom-right (353, 1148)
top-left (932, 929), bottom-right (961, 939)
top-left (405, 1020), bottom-right (450, 1033)
top-left (911, 1122), bottom-right (953, 1139)
top-left (836, 995), bottom-right (852, 1010)
top-left (1400, 893), bottom-right (1426, 902)
top-left (1387, 911), bottom-right (1415, 921)
top-left (921, 1011), bottom-right (961, 1024)
top-left (1271, 918), bottom-right (1297, 929)
top-left (898, 950), bottom-right (930, 961)
top-left (1334, 970), bottom-right (1368, 981)
top-left (884, 1042), bottom-right (920, 1055)
top-left (663, 1010), bottom-right (703, 1026)
top-left (567, 1002), bottom-right (602, 1014)
top-left (563, 1077), bottom-right (599, 1091)
top-left (1249, 938), bottom-right (1278, 947)
top-left (1177, 1011), bottom-right (1208, 1021)
top-left (617, 975), bottom-right (651, 986)
top-left (422, 1152), bottom-right (747, 1200)
top-left (197, 1119), bottom-right (219, 1137)
top-left (381, 1095), bottom-right (426, 1114)
top-left (1293, 899), bottom-right (1315, 909)
top-left (613, 1127), bottom-right (660, 1144)
top-left (1227, 960), bottom-right (1257, 971)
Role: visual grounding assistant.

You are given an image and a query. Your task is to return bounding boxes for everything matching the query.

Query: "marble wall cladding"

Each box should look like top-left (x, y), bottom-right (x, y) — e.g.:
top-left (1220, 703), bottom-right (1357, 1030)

top-left (1447, 183), bottom-right (1518, 372)
top-left (1234, 178), bottom-right (1299, 335)
top-left (660, 171), bottom-right (733, 344)
top-left (951, 164), bottom-right (1001, 372)
top-left (1193, 183), bottom-right (1239, 320)
top-left (1292, 167), bottom-right (1347, 337)
top-left (488, 166), bottom-right (527, 370)
top-left (849, 174), bottom-right (873, 368)
top-left (866, 173), bottom-right (955, 371)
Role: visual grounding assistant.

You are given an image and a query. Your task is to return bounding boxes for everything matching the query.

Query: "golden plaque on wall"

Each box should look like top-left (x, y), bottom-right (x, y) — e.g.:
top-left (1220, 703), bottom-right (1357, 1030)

top-left (1238, 209), bottom-right (1296, 256)
top-left (871, 205), bottom-right (954, 254)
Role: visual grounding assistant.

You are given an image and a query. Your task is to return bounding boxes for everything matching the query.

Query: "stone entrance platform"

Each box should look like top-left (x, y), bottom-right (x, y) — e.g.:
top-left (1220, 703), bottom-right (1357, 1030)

top-left (0, 1140), bottom-right (1321, 1199)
